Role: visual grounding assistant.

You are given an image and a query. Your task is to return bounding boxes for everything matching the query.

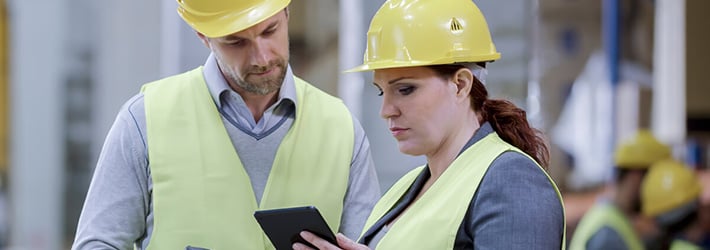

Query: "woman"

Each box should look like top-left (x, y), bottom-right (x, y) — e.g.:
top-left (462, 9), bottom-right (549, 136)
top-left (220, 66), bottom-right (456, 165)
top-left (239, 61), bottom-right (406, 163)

top-left (295, 0), bottom-right (565, 249)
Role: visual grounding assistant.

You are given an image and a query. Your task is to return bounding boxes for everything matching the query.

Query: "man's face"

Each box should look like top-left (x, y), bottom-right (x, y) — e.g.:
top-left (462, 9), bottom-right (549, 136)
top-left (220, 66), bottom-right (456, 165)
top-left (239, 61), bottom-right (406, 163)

top-left (199, 10), bottom-right (290, 95)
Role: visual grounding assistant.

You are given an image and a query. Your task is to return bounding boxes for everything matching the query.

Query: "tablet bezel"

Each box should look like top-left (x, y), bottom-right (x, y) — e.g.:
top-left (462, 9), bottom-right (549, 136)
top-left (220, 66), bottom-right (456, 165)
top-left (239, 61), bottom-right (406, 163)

top-left (254, 206), bottom-right (337, 249)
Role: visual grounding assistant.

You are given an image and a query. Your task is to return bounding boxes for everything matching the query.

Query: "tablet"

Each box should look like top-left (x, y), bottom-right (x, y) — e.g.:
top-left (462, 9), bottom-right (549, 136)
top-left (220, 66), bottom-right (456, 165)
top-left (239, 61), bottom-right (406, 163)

top-left (254, 206), bottom-right (337, 249)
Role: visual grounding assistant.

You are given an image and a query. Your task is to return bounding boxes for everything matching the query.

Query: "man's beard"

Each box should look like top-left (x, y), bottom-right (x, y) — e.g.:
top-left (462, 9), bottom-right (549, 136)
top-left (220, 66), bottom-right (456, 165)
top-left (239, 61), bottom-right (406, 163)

top-left (219, 59), bottom-right (288, 95)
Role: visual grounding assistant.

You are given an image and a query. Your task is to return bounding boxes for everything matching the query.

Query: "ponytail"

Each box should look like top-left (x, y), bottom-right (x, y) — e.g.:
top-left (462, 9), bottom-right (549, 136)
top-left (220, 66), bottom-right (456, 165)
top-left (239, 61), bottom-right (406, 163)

top-left (428, 64), bottom-right (550, 168)
top-left (472, 77), bottom-right (549, 168)
top-left (481, 99), bottom-right (549, 168)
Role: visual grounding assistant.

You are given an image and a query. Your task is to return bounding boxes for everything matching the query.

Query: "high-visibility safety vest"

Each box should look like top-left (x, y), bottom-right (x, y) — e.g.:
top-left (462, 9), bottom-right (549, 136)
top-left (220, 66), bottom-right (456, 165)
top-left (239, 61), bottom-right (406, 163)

top-left (570, 203), bottom-right (644, 250)
top-left (142, 67), bottom-right (354, 250)
top-left (361, 133), bottom-right (566, 249)
top-left (671, 239), bottom-right (702, 250)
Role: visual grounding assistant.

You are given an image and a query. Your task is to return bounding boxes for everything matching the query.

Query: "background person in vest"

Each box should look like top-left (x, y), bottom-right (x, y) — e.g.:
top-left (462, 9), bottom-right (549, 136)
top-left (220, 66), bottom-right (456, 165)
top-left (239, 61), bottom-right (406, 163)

top-left (570, 130), bottom-right (672, 250)
top-left (72, 1), bottom-right (381, 249)
top-left (641, 160), bottom-right (705, 250)
top-left (294, 0), bottom-right (565, 249)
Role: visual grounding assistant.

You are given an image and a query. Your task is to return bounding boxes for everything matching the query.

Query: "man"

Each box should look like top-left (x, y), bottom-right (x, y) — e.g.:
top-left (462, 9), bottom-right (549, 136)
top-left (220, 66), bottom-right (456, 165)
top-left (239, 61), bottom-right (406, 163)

top-left (641, 159), bottom-right (705, 250)
top-left (570, 130), bottom-right (671, 250)
top-left (72, 1), bottom-right (380, 249)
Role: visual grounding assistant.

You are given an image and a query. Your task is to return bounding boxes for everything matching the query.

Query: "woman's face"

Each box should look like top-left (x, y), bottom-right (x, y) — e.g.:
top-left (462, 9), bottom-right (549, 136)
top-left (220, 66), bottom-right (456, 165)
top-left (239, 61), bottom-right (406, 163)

top-left (373, 66), bottom-right (463, 156)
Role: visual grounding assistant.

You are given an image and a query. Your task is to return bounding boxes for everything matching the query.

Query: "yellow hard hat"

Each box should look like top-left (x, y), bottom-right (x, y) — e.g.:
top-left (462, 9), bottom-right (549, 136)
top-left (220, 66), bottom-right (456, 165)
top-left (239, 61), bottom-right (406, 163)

top-left (614, 130), bottom-right (672, 169)
top-left (641, 160), bottom-right (701, 217)
top-left (176, 0), bottom-right (291, 38)
top-left (346, 0), bottom-right (500, 72)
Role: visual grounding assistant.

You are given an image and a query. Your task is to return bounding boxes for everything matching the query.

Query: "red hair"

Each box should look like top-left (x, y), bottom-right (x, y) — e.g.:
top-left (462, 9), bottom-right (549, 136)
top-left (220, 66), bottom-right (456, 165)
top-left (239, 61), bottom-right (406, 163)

top-left (428, 64), bottom-right (550, 168)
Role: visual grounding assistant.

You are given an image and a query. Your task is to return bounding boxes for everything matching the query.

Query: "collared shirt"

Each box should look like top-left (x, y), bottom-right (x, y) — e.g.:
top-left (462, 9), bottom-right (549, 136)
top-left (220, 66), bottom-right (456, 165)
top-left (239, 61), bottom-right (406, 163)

top-left (73, 53), bottom-right (381, 250)
top-left (203, 53), bottom-right (297, 134)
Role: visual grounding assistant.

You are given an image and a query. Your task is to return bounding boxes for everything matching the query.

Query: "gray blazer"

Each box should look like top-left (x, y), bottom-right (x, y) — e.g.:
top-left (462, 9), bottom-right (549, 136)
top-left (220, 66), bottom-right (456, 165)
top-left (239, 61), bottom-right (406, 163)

top-left (360, 123), bottom-right (564, 249)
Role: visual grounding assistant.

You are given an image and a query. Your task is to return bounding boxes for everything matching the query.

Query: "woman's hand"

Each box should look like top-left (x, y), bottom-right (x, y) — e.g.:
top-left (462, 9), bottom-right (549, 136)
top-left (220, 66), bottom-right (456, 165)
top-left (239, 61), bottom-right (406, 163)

top-left (292, 232), bottom-right (371, 250)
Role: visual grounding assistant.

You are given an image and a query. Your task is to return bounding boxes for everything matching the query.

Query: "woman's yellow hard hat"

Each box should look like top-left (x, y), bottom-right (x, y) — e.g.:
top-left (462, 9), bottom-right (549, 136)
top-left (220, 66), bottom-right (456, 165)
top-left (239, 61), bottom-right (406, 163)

top-left (176, 0), bottom-right (290, 38)
top-left (347, 0), bottom-right (500, 72)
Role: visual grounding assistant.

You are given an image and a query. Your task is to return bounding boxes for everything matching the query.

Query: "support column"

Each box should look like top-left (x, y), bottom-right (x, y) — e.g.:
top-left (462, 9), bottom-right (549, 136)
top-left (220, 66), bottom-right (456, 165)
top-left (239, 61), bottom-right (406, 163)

top-left (338, 0), bottom-right (365, 119)
top-left (652, 0), bottom-right (686, 147)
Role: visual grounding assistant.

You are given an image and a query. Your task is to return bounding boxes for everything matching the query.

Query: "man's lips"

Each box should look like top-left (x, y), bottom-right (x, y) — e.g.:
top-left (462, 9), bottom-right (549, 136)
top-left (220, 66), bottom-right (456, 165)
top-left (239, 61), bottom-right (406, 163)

top-left (250, 68), bottom-right (274, 76)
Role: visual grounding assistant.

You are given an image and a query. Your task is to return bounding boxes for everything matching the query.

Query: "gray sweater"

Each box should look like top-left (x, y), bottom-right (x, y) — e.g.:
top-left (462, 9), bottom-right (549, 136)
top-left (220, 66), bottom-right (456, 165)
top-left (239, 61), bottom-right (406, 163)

top-left (361, 123), bottom-right (564, 249)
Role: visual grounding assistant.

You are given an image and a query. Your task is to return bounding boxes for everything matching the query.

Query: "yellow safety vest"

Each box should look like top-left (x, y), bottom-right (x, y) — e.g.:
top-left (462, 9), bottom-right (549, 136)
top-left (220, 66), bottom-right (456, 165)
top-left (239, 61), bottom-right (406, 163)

top-left (142, 67), bottom-right (353, 250)
top-left (361, 133), bottom-right (566, 249)
top-left (569, 203), bottom-right (644, 250)
top-left (671, 239), bottom-right (702, 250)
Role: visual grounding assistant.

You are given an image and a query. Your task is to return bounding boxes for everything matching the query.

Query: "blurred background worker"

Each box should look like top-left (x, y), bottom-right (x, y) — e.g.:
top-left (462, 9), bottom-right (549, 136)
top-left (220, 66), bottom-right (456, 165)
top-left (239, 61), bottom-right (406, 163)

top-left (570, 130), bottom-right (671, 250)
top-left (641, 160), bottom-right (704, 250)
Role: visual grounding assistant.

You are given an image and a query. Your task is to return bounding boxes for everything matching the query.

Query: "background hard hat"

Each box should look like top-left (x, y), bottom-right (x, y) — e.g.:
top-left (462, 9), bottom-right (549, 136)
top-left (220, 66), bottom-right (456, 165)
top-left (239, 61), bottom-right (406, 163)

top-left (347, 0), bottom-right (500, 72)
top-left (614, 130), bottom-right (671, 169)
top-left (177, 0), bottom-right (290, 38)
top-left (641, 160), bottom-right (701, 217)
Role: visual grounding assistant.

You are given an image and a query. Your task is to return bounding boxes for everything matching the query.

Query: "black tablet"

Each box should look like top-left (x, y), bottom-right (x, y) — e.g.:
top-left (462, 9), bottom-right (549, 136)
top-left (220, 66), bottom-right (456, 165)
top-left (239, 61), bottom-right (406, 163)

top-left (254, 206), bottom-right (337, 249)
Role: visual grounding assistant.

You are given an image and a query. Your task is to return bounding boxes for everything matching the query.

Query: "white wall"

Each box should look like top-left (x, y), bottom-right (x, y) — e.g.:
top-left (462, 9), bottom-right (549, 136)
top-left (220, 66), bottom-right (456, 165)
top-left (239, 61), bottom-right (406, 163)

top-left (8, 0), bottom-right (68, 248)
top-left (91, 0), bottom-right (208, 162)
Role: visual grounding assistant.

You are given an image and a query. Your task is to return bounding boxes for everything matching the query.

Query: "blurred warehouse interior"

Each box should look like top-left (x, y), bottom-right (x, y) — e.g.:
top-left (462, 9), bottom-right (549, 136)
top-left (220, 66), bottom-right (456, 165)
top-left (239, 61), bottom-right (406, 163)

top-left (0, 0), bottom-right (708, 248)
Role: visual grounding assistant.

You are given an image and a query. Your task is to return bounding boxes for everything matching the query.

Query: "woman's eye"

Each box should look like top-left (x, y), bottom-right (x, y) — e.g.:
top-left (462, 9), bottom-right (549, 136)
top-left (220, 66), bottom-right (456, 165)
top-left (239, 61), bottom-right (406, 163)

top-left (372, 85), bottom-right (383, 96)
top-left (398, 86), bottom-right (414, 95)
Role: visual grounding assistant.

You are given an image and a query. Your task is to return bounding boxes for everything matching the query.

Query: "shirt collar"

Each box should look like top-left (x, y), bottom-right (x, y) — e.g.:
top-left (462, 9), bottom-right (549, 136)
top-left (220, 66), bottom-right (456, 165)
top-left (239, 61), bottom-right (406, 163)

top-left (202, 52), bottom-right (298, 109)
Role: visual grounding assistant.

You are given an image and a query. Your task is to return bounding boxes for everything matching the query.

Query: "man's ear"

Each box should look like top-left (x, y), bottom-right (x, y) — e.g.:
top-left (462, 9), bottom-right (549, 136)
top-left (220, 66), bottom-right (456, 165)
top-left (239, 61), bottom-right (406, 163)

top-left (452, 68), bottom-right (473, 101)
top-left (196, 32), bottom-right (210, 49)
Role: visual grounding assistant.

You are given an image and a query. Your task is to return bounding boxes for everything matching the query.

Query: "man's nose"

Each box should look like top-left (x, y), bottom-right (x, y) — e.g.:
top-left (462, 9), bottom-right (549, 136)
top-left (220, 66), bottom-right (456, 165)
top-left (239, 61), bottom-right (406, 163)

top-left (250, 41), bottom-right (271, 67)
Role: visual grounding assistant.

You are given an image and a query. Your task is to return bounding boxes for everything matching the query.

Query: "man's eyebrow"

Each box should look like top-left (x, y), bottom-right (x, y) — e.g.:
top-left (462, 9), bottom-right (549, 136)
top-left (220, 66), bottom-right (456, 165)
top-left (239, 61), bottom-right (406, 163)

top-left (222, 35), bottom-right (244, 41)
top-left (264, 22), bottom-right (278, 31)
top-left (222, 21), bottom-right (278, 41)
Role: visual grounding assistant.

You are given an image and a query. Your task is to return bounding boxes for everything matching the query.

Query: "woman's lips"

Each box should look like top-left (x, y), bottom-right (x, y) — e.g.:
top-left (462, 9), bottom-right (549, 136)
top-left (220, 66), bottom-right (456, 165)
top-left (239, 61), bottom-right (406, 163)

top-left (389, 127), bottom-right (408, 137)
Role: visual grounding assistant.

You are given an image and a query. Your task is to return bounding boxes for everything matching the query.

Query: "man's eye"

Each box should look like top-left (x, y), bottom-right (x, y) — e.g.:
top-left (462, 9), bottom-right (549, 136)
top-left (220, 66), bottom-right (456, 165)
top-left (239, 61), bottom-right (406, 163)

top-left (263, 29), bottom-right (276, 35)
top-left (228, 40), bottom-right (245, 47)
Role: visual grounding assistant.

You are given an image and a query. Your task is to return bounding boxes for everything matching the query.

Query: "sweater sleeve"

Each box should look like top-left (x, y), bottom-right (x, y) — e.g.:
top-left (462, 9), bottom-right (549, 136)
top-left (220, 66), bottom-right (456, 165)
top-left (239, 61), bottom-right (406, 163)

top-left (72, 94), bottom-right (150, 249)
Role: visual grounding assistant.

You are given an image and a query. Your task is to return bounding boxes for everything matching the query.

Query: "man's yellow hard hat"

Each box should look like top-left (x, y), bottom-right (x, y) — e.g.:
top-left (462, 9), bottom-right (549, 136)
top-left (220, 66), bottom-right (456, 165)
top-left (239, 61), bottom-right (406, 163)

top-left (614, 130), bottom-right (672, 169)
top-left (641, 159), bottom-right (701, 217)
top-left (176, 0), bottom-right (290, 38)
top-left (347, 0), bottom-right (500, 72)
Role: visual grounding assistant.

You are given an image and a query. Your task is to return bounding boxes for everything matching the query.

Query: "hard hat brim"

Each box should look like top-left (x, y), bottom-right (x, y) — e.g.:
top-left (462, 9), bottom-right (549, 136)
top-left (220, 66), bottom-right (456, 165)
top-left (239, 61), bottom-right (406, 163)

top-left (178, 0), bottom-right (290, 38)
top-left (345, 53), bottom-right (501, 73)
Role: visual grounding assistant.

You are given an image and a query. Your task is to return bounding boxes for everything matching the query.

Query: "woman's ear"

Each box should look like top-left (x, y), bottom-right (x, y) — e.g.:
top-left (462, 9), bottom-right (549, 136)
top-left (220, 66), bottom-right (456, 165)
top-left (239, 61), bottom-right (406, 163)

top-left (452, 68), bottom-right (473, 101)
